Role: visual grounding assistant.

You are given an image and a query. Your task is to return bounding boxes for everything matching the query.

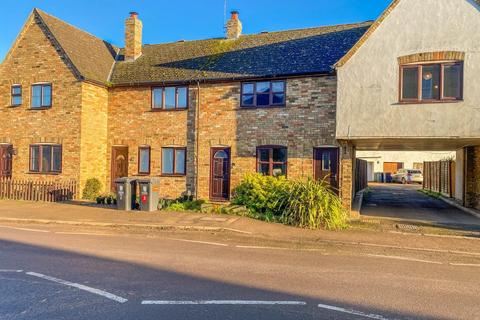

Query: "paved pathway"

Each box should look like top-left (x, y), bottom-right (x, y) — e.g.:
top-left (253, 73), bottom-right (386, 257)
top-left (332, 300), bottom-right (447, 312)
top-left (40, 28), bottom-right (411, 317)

top-left (362, 183), bottom-right (480, 230)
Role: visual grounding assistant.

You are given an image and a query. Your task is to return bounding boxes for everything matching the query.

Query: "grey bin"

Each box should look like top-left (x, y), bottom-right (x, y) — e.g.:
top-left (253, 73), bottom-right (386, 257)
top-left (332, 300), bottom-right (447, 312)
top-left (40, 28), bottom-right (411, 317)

top-left (115, 178), bottom-right (137, 211)
top-left (137, 177), bottom-right (161, 212)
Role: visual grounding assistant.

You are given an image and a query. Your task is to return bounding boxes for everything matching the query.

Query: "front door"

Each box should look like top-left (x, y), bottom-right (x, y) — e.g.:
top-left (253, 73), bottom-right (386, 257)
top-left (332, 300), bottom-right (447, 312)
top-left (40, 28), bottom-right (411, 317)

top-left (111, 146), bottom-right (129, 191)
top-left (0, 145), bottom-right (13, 179)
top-left (210, 147), bottom-right (231, 201)
top-left (314, 148), bottom-right (339, 191)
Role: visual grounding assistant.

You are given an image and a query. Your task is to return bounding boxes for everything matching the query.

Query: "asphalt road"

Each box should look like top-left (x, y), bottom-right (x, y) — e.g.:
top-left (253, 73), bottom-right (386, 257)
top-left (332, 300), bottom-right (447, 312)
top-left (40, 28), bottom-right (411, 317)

top-left (362, 183), bottom-right (480, 230)
top-left (0, 224), bottom-right (479, 320)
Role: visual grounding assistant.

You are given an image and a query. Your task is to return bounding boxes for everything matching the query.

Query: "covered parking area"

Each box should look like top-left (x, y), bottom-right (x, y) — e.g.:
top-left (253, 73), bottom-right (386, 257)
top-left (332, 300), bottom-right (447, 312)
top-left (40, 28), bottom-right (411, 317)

top-left (339, 138), bottom-right (480, 227)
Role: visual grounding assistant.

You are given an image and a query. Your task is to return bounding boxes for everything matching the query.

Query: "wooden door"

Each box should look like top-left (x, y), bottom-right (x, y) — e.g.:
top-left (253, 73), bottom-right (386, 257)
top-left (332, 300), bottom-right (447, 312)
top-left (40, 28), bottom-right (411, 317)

top-left (314, 148), bottom-right (339, 191)
top-left (383, 162), bottom-right (403, 174)
top-left (210, 147), bottom-right (230, 201)
top-left (111, 146), bottom-right (129, 191)
top-left (0, 145), bottom-right (13, 179)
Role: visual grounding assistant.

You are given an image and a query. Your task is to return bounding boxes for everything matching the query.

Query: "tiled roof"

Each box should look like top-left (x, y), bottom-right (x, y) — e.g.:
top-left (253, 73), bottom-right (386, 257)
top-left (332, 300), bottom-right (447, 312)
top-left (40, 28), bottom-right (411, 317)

top-left (34, 9), bottom-right (118, 84)
top-left (110, 22), bottom-right (371, 85)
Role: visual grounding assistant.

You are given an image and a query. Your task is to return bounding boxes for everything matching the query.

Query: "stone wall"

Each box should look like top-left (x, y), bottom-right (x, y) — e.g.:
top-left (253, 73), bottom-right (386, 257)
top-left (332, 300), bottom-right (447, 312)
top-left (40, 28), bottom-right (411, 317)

top-left (0, 15), bottom-right (82, 186)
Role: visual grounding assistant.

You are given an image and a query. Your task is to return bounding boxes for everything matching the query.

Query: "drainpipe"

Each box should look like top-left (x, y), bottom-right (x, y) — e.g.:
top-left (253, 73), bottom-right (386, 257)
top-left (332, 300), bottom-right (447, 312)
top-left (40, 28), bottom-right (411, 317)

top-left (195, 81), bottom-right (201, 200)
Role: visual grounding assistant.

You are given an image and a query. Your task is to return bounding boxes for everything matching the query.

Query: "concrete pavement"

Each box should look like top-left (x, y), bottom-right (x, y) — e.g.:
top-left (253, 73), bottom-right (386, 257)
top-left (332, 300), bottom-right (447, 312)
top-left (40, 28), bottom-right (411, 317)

top-left (361, 183), bottom-right (480, 230)
top-left (0, 225), bottom-right (479, 319)
top-left (0, 199), bottom-right (479, 254)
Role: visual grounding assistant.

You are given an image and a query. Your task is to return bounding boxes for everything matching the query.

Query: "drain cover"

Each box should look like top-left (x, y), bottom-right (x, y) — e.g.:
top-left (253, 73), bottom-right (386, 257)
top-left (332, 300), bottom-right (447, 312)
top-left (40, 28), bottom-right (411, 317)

top-left (395, 223), bottom-right (421, 231)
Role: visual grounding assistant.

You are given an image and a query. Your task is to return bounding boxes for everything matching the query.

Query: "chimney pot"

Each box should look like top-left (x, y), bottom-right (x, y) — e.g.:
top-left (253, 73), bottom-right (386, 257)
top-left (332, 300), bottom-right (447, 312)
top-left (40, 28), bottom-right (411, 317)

top-left (226, 10), bottom-right (242, 39)
top-left (129, 11), bottom-right (138, 18)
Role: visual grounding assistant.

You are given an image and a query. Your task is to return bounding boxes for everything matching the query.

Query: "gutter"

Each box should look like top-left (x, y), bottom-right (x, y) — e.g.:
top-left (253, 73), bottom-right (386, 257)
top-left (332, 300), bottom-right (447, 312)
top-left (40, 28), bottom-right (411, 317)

top-left (108, 71), bottom-right (336, 88)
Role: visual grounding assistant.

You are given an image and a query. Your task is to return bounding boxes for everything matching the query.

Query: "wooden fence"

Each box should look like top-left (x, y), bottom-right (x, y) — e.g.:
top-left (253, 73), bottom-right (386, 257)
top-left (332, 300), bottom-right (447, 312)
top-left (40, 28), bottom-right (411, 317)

top-left (0, 178), bottom-right (78, 202)
top-left (355, 158), bottom-right (368, 193)
top-left (423, 161), bottom-right (455, 197)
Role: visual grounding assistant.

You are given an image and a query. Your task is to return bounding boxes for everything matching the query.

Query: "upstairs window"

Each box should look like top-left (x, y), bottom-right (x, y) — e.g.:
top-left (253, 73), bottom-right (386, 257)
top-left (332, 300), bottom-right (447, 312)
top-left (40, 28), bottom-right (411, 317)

top-left (29, 144), bottom-right (62, 173)
top-left (31, 83), bottom-right (52, 108)
top-left (138, 146), bottom-right (151, 175)
top-left (400, 62), bottom-right (463, 102)
top-left (257, 146), bottom-right (287, 177)
top-left (11, 85), bottom-right (22, 106)
top-left (152, 87), bottom-right (188, 110)
top-left (241, 81), bottom-right (286, 107)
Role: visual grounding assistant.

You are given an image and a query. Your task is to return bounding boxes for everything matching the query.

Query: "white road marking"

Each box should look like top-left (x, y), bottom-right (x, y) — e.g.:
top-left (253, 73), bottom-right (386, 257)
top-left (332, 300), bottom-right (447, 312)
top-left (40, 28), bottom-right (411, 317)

top-left (235, 245), bottom-right (291, 250)
top-left (54, 232), bottom-right (114, 236)
top-left (0, 225), bottom-right (49, 233)
top-left (449, 263), bottom-right (480, 268)
top-left (25, 272), bottom-right (128, 303)
top-left (0, 269), bottom-right (23, 273)
top-left (167, 238), bottom-right (228, 247)
top-left (235, 245), bottom-right (326, 253)
top-left (142, 300), bottom-right (306, 305)
top-left (366, 254), bottom-right (442, 265)
top-left (318, 303), bottom-right (389, 319)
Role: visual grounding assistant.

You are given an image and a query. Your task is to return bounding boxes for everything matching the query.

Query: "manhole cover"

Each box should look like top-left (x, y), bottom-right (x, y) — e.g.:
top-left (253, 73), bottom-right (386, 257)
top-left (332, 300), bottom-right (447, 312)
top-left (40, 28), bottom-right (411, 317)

top-left (395, 224), bottom-right (421, 231)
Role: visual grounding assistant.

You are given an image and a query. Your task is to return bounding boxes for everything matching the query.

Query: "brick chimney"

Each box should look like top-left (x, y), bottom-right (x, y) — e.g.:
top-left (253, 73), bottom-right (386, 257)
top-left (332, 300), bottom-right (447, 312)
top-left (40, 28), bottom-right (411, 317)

top-left (226, 11), bottom-right (242, 39)
top-left (125, 12), bottom-right (142, 61)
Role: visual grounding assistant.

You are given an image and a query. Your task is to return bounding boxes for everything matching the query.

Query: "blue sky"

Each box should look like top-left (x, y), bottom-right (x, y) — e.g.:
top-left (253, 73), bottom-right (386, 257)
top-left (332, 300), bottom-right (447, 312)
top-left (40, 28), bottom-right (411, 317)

top-left (1, 0), bottom-right (391, 60)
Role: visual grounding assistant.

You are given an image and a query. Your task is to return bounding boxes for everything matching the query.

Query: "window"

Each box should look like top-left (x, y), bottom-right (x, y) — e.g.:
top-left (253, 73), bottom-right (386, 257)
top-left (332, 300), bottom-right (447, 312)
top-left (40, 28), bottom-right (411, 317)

top-left (152, 87), bottom-right (188, 110)
top-left (162, 147), bottom-right (186, 175)
top-left (29, 144), bottom-right (62, 173)
top-left (11, 85), bottom-right (22, 106)
top-left (241, 81), bottom-right (286, 107)
top-left (400, 62), bottom-right (463, 102)
top-left (257, 146), bottom-right (287, 176)
top-left (138, 146), bottom-right (150, 175)
top-left (31, 83), bottom-right (52, 108)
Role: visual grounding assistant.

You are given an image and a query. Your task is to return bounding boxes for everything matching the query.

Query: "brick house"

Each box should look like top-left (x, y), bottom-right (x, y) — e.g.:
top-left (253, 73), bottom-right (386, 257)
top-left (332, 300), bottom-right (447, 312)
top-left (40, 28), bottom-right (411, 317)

top-left (0, 8), bottom-right (370, 207)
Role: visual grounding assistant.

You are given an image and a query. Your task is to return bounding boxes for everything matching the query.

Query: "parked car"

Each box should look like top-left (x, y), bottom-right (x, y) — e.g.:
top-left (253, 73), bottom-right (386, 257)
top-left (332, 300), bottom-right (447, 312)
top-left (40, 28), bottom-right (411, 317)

top-left (391, 169), bottom-right (423, 184)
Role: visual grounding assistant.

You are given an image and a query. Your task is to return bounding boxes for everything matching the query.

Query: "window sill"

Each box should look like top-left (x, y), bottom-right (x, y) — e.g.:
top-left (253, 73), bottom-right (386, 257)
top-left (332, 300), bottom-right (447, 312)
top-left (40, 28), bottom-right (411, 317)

top-left (396, 100), bottom-right (463, 105)
top-left (29, 107), bottom-right (52, 110)
top-left (150, 107), bottom-right (188, 112)
top-left (160, 174), bottom-right (186, 177)
top-left (27, 172), bottom-right (61, 175)
top-left (237, 105), bottom-right (286, 110)
top-left (8, 104), bottom-right (22, 108)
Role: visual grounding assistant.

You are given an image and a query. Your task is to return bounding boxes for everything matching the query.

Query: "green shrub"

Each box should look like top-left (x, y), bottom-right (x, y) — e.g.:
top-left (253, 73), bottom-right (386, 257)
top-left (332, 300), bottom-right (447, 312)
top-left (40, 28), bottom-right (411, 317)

top-left (232, 173), bottom-right (289, 219)
top-left (281, 178), bottom-right (348, 230)
top-left (167, 202), bottom-right (186, 211)
top-left (82, 178), bottom-right (102, 200)
top-left (232, 174), bottom-right (348, 230)
top-left (159, 197), bottom-right (205, 212)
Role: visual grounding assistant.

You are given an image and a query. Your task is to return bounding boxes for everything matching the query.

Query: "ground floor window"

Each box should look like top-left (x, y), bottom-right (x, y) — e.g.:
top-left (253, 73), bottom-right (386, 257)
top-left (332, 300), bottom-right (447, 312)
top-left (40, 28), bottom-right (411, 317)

top-left (30, 144), bottom-right (62, 173)
top-left (138, 146), bottom-right (151, 175)
top-left (256, 146), bottom-right (287, 176)
top-left (162, 147), bottom-right (186, 175)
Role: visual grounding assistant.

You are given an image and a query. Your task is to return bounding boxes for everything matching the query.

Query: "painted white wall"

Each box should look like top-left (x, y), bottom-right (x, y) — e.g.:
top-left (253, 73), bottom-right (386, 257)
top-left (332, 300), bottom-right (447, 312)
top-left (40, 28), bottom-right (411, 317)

top-left (357, 150), bottom-right (455, 174)
top-left (337, 0), bottom-right (480, 140)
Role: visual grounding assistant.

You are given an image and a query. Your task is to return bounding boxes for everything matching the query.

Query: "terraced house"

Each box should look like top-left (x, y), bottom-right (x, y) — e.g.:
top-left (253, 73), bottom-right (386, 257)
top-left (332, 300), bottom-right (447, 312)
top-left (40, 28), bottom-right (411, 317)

top-left (1, 0), bottom-right (479, 215)
top-left (0, 8), bottom-right (369, 207)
